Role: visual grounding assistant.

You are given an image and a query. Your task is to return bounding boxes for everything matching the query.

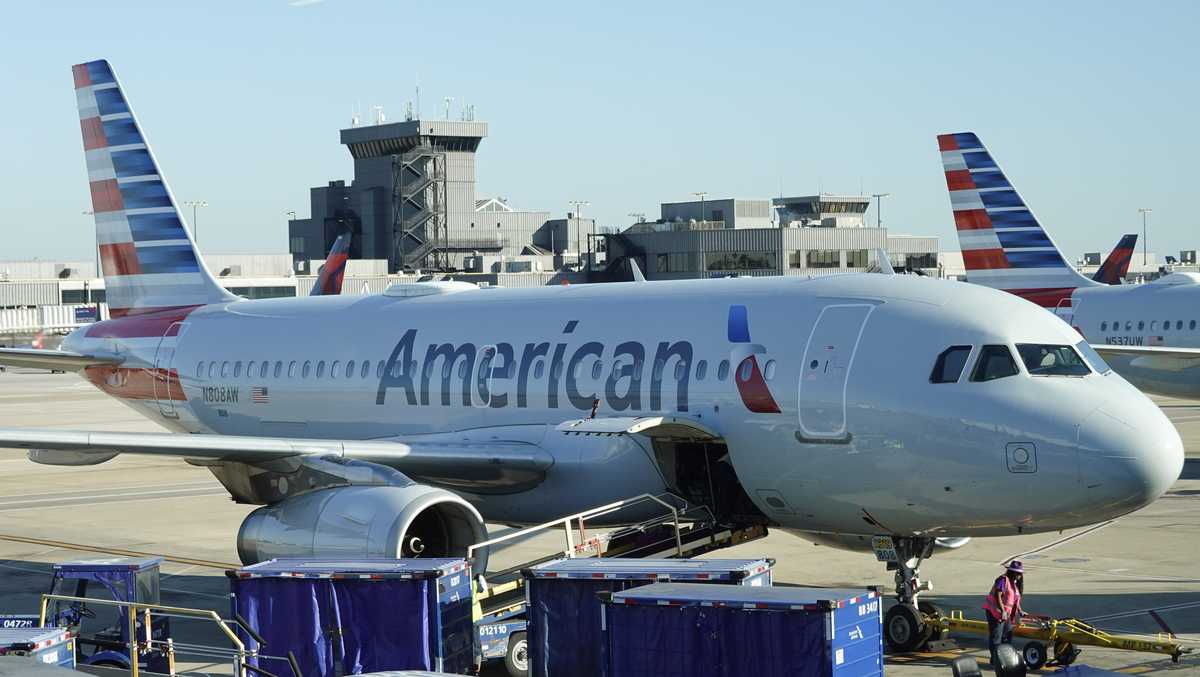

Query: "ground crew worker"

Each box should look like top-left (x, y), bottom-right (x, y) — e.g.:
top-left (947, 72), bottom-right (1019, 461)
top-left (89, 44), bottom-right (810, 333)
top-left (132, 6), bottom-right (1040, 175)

top-left (983, 560), bottom-right (1026, 668)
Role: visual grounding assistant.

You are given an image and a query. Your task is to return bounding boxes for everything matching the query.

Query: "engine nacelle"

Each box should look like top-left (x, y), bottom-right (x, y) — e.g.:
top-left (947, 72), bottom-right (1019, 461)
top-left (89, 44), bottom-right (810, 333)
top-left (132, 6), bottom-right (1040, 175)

top-left (800, 532), bottom-right (972, 554)
top-left (237, 484), bottom-right (488, 572)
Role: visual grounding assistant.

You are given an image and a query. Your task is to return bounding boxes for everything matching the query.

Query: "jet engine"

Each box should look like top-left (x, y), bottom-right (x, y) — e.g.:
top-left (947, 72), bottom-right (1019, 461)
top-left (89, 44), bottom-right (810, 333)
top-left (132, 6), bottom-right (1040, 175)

top-left (800, 532), bottom-right (971, 553)
top-left (237, 483), bottom-right (488, 571)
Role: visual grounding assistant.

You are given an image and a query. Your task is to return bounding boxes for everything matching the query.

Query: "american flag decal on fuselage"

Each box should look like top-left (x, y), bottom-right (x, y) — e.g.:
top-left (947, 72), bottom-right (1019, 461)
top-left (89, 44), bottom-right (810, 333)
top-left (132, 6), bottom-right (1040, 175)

top-left (250, 386), bottom-right (270, 404)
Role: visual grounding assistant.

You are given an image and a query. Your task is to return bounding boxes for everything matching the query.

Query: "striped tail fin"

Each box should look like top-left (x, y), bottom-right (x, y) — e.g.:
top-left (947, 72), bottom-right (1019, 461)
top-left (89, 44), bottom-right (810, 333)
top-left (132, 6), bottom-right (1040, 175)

top-left (310, 231), bottom-right (351, 296)
top-left (73, 60), bottom-right (235, 317)
top-left (938, 132), bottom-right (1098, 307)
top-left (1093, 234), bottom-right (1137, 285)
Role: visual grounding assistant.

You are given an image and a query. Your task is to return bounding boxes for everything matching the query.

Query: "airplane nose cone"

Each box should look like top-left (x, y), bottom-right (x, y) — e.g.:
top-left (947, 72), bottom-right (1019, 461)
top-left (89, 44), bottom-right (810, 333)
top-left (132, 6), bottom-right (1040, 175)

top-left (1077, 404), bottom-right (1184, 515)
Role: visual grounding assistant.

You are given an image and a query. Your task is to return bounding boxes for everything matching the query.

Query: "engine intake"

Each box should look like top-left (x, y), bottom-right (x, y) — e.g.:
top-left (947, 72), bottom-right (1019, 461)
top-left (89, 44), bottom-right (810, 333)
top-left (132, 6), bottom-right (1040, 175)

top-left (237, 484), bottom-right (488, 571)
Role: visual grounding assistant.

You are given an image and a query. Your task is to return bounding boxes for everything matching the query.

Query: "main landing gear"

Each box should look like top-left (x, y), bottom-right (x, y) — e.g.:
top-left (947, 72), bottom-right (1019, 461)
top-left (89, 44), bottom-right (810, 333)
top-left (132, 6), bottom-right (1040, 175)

top-left (878, 536), bottom-right (944, 652)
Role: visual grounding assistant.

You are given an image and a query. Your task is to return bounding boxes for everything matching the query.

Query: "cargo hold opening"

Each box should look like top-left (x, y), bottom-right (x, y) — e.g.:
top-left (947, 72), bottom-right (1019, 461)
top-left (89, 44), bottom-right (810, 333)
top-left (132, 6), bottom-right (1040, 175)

top-left (651, 439), bottom-right (770, 527)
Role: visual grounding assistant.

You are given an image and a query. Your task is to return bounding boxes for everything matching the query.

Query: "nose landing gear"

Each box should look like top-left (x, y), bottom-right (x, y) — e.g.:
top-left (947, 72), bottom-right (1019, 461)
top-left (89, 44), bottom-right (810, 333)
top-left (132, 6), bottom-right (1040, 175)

top-left (877, 536), bottom-right (939, 652)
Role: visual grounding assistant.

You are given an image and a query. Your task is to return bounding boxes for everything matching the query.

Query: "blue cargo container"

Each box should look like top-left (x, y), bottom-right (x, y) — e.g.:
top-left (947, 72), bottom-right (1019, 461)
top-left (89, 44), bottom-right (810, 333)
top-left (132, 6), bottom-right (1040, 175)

top-left (523, 558), bottom-right (774, 677)
top-left (600, 583), bottom-right (882, 677)
top-left (0, 627), bottom-right (75, 669)
top-left (229, 558), bottom-right (473, 677)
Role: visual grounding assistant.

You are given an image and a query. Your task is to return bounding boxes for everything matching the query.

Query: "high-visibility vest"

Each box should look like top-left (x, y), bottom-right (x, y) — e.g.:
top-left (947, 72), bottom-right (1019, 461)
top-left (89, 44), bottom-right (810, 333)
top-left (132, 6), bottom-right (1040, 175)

top-left (983, 575), bottom-right (1021, 622)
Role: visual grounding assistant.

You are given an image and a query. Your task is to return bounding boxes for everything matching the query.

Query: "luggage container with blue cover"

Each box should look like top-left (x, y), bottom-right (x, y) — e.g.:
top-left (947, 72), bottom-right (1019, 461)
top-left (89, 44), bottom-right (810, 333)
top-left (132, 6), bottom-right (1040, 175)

top-left (599, 583), bottom-right (882, 677)
top-left (0, 626), bottom-right (75, 669)
top-left (522, 558), bottom-right (774, 677)
top-left (228, 558), bottom-right (473, 677)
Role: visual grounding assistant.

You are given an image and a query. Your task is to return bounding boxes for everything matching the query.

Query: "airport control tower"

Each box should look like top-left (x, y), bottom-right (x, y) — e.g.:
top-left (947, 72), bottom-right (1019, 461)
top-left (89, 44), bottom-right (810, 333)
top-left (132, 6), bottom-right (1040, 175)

top-left (289, 117), bottom-right (582, 273)
top-left (342, 119), bottom-right (487, 271)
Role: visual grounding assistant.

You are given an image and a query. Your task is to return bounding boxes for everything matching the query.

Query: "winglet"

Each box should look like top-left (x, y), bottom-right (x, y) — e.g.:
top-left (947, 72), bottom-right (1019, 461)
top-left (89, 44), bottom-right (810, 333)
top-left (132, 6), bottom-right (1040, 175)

top-left (629, 258), bottom-right (647, 283)
top-left (868, 249), bottom-right (895, 275)
top-left (310, 231), bottom-right (352, 296)
top-left (1093, 234), bottom-right (1137, 285)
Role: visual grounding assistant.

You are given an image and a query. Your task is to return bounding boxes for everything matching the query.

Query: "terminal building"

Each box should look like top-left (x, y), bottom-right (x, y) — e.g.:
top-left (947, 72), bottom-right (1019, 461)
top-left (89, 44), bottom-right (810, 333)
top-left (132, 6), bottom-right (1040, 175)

top-left (602, 195), bottom-right (939, 280)
top-left (287, 118), bottom-right (593, 273)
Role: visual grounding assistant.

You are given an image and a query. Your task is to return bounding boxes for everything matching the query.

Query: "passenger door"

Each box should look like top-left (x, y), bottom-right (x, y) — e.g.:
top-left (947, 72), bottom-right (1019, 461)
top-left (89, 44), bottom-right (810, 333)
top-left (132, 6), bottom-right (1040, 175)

top-left (798, 304), bottom-right (874, 441)
top-left (152, 322), bottom-right (187, 419)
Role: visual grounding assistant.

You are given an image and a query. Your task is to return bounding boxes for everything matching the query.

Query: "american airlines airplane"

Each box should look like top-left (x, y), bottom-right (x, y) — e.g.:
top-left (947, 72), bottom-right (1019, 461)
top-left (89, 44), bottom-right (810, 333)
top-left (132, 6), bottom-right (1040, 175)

top-left (940, 131), bottom-right (1200, 399)
top-left (0, 63), bottom-right (1184, 650)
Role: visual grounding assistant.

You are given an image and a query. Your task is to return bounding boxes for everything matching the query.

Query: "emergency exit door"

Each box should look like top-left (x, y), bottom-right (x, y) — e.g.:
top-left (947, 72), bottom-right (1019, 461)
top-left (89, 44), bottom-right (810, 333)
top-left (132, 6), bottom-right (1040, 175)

top-left (798, 304), bottom-right (874, 440)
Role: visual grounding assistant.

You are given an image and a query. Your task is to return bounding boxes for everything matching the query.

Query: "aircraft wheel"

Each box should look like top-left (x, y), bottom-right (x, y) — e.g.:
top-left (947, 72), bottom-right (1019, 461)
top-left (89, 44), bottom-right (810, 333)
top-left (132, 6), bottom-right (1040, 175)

top-left (1022, 640), bottom-right (1048, 670)
top-left (504, 631), bottom-right (529, 677)
top-left (884, 604), bottom-right (927, 652)
top-left (1054, 640), bottom-right (1080, 666)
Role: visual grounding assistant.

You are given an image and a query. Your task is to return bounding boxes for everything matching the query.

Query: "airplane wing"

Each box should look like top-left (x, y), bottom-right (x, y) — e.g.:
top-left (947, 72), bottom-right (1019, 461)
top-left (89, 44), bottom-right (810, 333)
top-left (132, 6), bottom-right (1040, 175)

top-left (1091, 344), bottom-right (1200, 371)
top-left (0, 348), bottom-right (124, 372)
top-left (0, 428), bottom-right (554, 492)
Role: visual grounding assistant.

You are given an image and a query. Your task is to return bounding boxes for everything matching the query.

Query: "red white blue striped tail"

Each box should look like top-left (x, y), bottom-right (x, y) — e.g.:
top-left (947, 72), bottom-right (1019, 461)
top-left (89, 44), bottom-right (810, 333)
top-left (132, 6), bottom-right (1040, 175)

top-left (939, 132), bottom-right (1098, 307)
top-left (73, 60), bottom-right (235, 317)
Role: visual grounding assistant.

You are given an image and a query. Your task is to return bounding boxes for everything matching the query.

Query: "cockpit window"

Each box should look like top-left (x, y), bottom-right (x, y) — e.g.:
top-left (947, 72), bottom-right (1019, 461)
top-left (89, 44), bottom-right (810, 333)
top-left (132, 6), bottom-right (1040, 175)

top-left (971, 345), bottom-right (1019, 382)
top-left (1074, 340), bottom-right (1112, 374)
top-left (930, 345), bottom-right (972, 383)
top-left (1015, 344), bottom-right (1091, 376)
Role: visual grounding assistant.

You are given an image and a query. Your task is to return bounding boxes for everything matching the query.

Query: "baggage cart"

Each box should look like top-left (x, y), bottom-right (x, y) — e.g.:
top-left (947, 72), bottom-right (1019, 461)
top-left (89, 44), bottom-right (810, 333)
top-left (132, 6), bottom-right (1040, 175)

top-left (229, 558), bottom-right (473, 677)
top-left (523, 557), bottom-right (774, 677)
top-left (0, 626), bottom-right (75, 669)
top-left (599, 583), bottom-right (882, 677)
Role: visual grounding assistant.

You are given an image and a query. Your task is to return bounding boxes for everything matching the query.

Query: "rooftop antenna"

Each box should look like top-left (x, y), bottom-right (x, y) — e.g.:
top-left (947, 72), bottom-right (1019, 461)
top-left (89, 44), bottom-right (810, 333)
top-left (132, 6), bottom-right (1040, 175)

top-left (351, 101), bottom-right (361, 127)
top-left (415, 78), bottom-right (420, 119)
top-left (443, 96), bottom-right (454, 120)
top-left (372, 105), bottom-right (385, 125)
top-left (404, 101), bottom-right (414, 122)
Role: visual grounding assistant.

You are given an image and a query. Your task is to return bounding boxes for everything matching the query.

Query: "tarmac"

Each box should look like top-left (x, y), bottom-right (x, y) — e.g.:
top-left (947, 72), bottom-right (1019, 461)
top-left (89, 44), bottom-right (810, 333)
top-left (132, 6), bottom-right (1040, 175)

top-left (0, 368), bottom-right (1196, 675)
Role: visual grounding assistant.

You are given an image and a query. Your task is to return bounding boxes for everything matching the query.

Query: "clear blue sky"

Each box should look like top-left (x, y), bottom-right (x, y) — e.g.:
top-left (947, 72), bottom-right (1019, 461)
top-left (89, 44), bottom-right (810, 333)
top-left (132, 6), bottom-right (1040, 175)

top-left (2, 1), bottom-right (1197, 262)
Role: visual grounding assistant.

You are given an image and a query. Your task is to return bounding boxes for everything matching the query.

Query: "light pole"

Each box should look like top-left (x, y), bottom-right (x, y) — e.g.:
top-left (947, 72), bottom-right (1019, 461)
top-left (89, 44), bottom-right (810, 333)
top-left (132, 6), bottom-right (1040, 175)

top-left (183, 200), bottom-right (208, 242)
top-left (872, 193), bottom-right (890, 229)
top-left (1138, 207), bottom-right (1152, 265)
top-left (692, 192), bottom-right (707, 225)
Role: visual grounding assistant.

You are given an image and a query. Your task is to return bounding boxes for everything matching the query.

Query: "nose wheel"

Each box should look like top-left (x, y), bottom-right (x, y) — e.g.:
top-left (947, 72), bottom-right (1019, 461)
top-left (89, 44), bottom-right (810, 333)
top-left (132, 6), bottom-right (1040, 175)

top-left (879, 536), bottom-right (937, 652)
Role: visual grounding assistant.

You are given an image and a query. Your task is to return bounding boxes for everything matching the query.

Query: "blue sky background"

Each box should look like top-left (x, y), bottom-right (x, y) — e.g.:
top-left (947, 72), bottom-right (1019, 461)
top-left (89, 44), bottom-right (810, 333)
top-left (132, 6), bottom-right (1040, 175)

top-left (1, 1), bottom-right (1197, 262)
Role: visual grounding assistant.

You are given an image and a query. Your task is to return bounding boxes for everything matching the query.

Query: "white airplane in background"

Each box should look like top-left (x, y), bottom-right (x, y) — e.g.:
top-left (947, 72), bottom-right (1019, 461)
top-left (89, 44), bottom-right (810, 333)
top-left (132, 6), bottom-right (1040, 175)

top-left (940, 132), bottom-right (1200, 399)
top-left (0, 63), bottom-right (1184, 650)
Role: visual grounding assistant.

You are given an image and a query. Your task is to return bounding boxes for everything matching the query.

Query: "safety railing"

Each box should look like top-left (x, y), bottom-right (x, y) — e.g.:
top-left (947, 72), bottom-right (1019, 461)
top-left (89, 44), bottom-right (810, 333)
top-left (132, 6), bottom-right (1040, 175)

top-left (38, 593), bottom-right (303, 677)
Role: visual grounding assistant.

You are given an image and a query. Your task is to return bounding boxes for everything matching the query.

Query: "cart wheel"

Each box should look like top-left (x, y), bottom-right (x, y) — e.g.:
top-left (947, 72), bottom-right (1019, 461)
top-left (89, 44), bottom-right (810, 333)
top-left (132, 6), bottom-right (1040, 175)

top-left (950, 655), bottom-right (983, 677)
top-left (918, 601), bottom-right (947, 642)
top-left (884, 604), bottom-right (927, 652)
top-left (1053, 640), bottom-right (1080, 667)
top-left (1022, 641), bottom-right (1047, 670)
top-left (504, 631), bottom-right (529, 677)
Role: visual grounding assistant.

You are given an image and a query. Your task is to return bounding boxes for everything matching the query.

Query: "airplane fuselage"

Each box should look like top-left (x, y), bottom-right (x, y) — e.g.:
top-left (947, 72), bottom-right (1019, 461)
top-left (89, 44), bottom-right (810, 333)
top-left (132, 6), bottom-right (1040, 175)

top-left (1059, 275), bottom-right (1200, 398)
top-left (62, 274), bottom-right (1182, 540)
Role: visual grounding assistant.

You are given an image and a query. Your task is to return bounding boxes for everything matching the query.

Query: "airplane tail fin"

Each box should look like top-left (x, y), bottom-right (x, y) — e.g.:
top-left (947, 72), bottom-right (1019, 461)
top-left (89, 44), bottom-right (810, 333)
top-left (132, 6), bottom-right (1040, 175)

top-left (310, 232), bottom-right (352, 296)
top-left (1093, 234), bottom-right (1137, 285)
top-left (938, 132), bottom-right (1099, 307)
top-left (73, 60), bottom-right (235, 317)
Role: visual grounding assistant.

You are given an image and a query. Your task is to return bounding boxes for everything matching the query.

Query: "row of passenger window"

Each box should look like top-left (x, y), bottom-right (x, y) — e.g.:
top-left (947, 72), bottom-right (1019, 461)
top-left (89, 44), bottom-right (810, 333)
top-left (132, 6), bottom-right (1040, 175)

top-left (195, 356), bottom-right (781, 384)
top-left (930, 341), bottom-right (1106, 384)
top-left (1101, 319), bottom-right (1197, 332)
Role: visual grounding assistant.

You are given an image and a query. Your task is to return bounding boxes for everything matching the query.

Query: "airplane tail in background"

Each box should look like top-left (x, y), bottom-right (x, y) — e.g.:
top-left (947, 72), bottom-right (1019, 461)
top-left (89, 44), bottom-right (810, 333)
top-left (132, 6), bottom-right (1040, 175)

top-left (73, 60), bottom-right (235, 317)
top-left (938, 132), bottom-right (1099, 307)
top-left (1093, 234), bottom-right (1137, 285)
top-left (310, 232), bottom-right (352, 296)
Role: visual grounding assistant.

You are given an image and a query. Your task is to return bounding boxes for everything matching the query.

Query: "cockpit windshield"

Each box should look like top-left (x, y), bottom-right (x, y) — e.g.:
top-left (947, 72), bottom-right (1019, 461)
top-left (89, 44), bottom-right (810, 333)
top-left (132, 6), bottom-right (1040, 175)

top-left (1015, 344), bottom-right (1091, 377)
top-left (1075, 340), bottom-right (1112, 374)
